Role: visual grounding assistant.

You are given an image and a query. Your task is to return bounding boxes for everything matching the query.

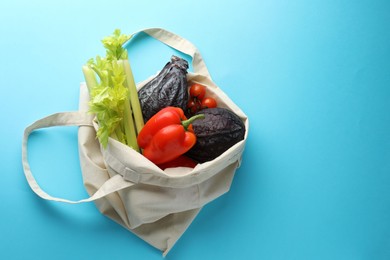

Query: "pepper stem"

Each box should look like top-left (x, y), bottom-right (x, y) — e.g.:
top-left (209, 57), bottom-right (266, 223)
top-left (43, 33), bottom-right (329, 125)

top-left (182, 114), bottom-right (205, 130)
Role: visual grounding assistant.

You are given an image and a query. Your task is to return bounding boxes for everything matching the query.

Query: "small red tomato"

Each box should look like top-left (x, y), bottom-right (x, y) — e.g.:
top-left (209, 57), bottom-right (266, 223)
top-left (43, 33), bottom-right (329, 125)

top-left (187, 98), bottom-right (202, 115)
top-left (201, 97), bottom-right (217, 109)
top-left (189, 83), bottom-right (206, 100)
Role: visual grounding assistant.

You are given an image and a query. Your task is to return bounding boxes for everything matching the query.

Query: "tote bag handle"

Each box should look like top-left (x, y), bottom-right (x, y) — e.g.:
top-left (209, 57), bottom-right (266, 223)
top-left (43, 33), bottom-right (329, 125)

top-left (125, 27), bottom-right (212, 79)
top-left (21, 112), bottom-right (134, 203)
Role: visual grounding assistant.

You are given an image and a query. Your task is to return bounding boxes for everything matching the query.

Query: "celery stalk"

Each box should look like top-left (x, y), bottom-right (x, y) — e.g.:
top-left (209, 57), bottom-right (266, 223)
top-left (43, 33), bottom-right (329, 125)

top-left (122, 96), bottom-right (139, 152)
top-left (82, 66), bottom-right (98, 93)
top-left (121, 60), bottom-right (145, 135)
top-left (83, 65), bottom-right (124, 144)
top-left (112, 128), bottom-right (120, 142)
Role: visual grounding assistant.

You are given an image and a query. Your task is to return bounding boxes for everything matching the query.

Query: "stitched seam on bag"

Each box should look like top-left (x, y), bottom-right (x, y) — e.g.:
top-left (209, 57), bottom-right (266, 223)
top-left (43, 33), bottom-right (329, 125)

top-left (124, 167), bottom-right (141, 183)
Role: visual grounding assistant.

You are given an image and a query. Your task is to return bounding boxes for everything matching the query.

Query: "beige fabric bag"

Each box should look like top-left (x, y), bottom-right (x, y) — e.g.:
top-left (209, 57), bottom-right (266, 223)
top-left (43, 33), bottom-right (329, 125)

top-left (22, 28), bottom-right (249, 256)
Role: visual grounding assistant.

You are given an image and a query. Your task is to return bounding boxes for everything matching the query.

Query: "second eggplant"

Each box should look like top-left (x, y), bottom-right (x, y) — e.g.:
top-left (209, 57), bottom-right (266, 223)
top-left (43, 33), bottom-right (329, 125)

top-left (186, 107), bottom-right (246, 163)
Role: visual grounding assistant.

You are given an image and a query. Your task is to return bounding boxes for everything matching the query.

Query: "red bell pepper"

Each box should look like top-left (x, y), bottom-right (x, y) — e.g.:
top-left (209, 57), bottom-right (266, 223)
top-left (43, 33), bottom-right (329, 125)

top-left (137, 107), bottom-right (204, 165)
top-left (157, 155), bottom-right (198, 170)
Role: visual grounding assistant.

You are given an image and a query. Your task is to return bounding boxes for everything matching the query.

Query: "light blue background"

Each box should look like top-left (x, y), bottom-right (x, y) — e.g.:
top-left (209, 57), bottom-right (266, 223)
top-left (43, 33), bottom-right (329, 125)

top-left (1, 1), bottom-right (389, 259)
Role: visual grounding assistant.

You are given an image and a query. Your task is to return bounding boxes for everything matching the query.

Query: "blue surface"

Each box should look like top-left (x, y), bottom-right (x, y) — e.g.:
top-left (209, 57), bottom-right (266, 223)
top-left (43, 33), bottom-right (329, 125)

top-left (1, 0), bottom-right (390, 259)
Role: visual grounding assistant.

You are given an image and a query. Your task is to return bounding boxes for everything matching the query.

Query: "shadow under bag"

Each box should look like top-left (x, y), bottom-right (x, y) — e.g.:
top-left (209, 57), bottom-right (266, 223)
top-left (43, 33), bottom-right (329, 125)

top-left (22, 28), bottom-right (249, 256)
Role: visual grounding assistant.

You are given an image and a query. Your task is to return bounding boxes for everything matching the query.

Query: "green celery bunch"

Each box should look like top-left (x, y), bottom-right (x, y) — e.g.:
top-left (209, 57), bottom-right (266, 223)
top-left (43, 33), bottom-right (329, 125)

top-left (82, 29), bottom-right (144, 151)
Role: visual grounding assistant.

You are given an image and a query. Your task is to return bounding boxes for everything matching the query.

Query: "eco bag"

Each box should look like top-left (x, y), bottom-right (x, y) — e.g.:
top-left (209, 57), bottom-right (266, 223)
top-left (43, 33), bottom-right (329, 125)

top-left (22, 28), bottom-right (249, 256)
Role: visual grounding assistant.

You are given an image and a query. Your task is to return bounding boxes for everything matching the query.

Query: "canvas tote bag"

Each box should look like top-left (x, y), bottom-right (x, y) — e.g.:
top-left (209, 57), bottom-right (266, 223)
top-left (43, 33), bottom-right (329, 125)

top-left (22, 28), bottom-right (249, 256)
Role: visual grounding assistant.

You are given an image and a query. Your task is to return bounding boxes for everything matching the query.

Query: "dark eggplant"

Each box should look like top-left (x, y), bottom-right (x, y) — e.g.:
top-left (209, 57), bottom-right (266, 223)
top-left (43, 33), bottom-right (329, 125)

top-left (186, 108), bottom-right (246, 163)
top-left (138, 55), bottom-right (189, 122)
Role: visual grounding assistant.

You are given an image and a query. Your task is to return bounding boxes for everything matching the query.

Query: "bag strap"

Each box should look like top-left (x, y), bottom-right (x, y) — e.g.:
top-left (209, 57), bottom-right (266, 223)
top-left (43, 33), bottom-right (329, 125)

top-left (124, 27), bottom-right (212, 79)
top-left (22, 111), bottom-right (134, 204)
